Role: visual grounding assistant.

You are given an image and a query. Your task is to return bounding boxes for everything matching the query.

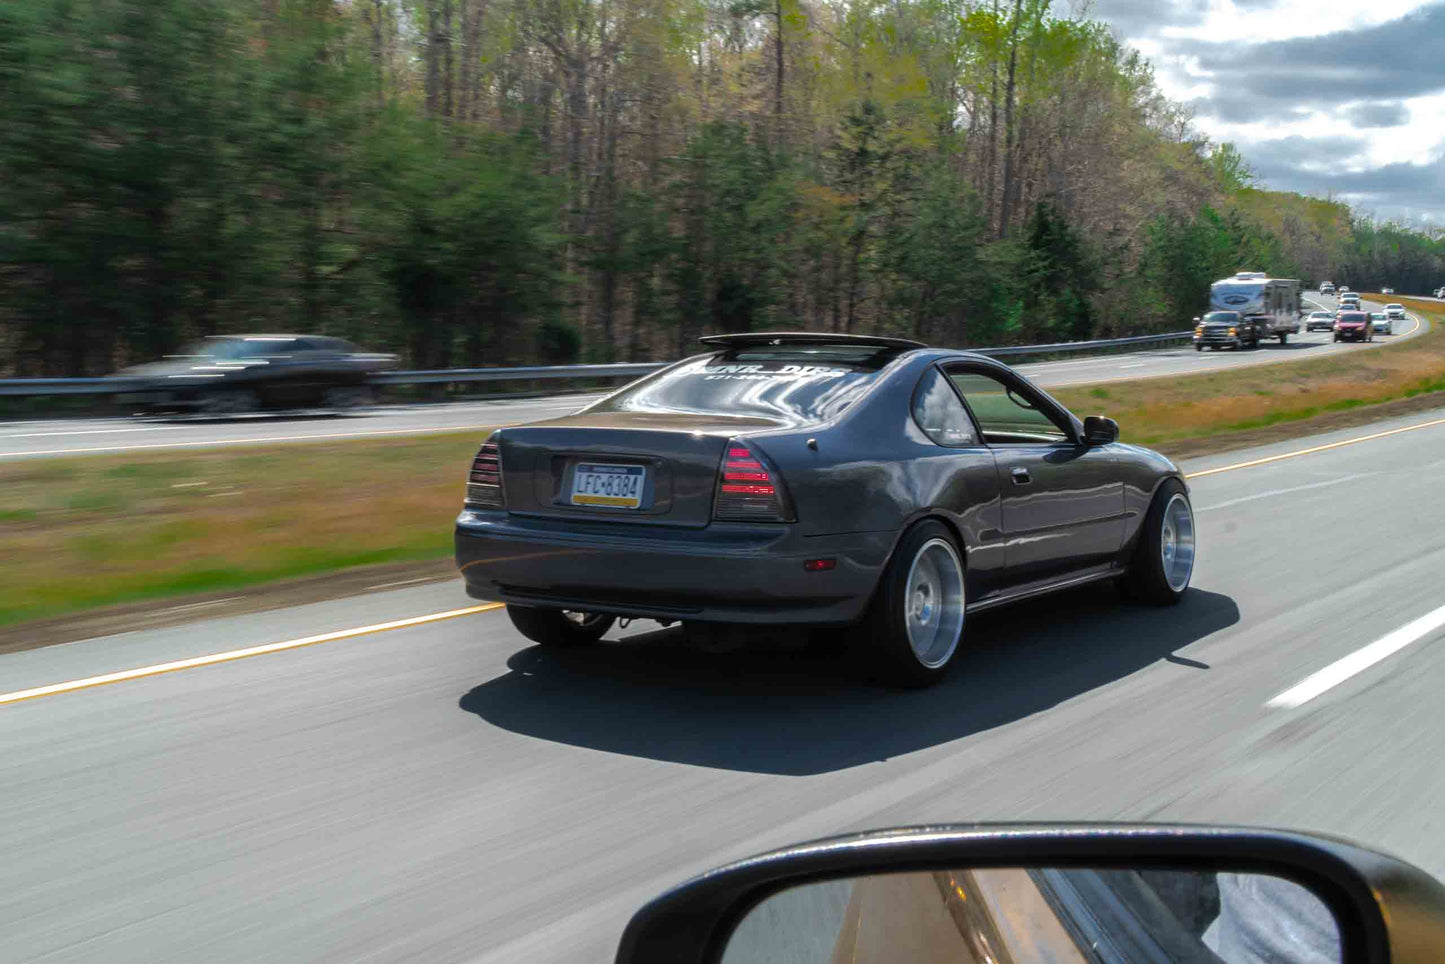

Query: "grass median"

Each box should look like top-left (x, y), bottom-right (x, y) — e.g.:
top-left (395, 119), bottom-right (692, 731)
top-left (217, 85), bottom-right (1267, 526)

top-left (2, 296), bottom-right (1440, 632)
top-left (0, 431), bottom-right (488, 628)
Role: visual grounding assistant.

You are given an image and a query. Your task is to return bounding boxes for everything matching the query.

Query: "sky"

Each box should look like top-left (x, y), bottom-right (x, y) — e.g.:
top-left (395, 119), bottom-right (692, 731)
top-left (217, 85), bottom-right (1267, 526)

top-left (1067, 0), bottom-right (1445, 226)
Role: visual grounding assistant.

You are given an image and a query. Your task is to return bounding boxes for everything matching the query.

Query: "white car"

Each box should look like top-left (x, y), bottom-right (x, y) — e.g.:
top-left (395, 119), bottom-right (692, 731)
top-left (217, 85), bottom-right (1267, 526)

top-left (1382, 287), bottom-right (1394, 295)
top-left (1305, 310), bottom-right (1336, 332)
top-left (1370, 312), bottom-right (1392, 334)
top-left (1385, 304), bottom-right (1406, 320)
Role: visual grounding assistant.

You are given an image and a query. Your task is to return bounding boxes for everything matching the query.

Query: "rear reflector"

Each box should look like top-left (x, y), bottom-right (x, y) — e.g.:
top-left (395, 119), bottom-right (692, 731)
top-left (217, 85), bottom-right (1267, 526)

top-left (465, 435), bottom-right (505, 508)
top-left (714, 438), bottom-right (794, 523)
top-left (803, 558), bottom-right (836, 572)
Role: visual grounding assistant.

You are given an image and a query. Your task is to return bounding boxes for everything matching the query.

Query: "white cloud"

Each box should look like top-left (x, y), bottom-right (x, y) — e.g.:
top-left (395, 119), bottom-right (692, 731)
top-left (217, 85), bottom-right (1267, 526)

top-left (1083, 0), bottom-right (1445, 221)
top-left (1160, 0), bottom-right (1430, 43)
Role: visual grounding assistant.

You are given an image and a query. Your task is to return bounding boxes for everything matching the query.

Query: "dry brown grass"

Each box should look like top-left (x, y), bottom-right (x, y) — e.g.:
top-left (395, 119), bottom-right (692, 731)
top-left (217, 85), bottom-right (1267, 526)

top-left (1054, 297), bottom-right (1444, 446)
top-left (0, 430), bottom-right (488, 626)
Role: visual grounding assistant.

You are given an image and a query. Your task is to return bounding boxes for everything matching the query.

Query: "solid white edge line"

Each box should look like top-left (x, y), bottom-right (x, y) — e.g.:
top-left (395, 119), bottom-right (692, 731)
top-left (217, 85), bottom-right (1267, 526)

top-left (0, 603), bottom-right (503, 706)
top-left (1266, 603), bottom-right (1445, 709)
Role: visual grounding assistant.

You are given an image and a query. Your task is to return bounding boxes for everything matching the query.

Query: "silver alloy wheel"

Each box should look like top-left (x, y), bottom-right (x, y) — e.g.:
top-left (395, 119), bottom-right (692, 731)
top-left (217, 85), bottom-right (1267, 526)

top-left (902, 538), bottom-right (965, 668)
top-left (1160, 493), bottom-right (1196, 593)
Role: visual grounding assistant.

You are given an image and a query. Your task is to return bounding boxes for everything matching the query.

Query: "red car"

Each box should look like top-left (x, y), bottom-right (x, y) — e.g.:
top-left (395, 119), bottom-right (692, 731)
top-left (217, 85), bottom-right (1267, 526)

top-left (1333, 310), bottom-right (1373, 343)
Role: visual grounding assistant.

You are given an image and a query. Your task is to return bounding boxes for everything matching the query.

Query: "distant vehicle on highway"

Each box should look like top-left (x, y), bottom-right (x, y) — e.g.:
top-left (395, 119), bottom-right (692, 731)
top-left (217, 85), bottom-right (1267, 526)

top-left (1304, 310), bottom-right (1336, 332)
top-left (1384, 304), bottom-right (1406, 321)
top-left (1208, 271), bottom-right (1301, 343)
top-left (1319, 282), bottom-right (1335, 294)
top-left (118, 334), bottom-right (398, 415)
top-left (1193, 310), bottom-right (1261, 350)
top-left (1370, 312), bottom-right (1391, 334)
top-left (454, 332), bottom-right (1195, 687)
top-left (1381, 287), bottom-right (1394, 295)
top-left (1334, 311), bottom-right (1373, 343)
top-left (1339, 293), bottom-right (1361, 310)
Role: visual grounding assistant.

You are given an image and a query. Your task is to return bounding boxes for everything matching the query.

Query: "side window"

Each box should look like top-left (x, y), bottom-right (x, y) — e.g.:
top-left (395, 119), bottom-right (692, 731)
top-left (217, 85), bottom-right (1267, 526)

top-left (911, 367), bottom-right (978, 447)
top-left (948, 369), bottom-right (1070, 444)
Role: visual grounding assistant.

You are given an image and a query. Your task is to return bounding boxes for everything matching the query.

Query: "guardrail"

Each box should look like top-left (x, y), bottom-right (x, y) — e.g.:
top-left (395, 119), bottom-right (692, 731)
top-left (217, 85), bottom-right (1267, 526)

top-left (0, 331), bottom-right (1192, 398)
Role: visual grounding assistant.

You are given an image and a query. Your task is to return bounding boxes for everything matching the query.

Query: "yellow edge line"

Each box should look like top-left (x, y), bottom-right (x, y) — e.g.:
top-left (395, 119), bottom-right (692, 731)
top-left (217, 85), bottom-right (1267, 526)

top-left (0, 603), bottom-right (504, 706)
top-left (1186, 415), bottom-right (1445, 479)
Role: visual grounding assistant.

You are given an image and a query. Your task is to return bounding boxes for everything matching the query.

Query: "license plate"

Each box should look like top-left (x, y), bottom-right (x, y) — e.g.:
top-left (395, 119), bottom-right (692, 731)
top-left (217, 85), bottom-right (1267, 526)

top-left (570, 463), bottom-right (646, 509)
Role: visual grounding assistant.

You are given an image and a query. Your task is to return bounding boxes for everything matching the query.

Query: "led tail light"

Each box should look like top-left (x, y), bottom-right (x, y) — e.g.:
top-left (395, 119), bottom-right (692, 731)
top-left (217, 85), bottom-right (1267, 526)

top-left (713, 439), bottom-right (794, 522)
top-left (465, 434), bottom-right (505, 508)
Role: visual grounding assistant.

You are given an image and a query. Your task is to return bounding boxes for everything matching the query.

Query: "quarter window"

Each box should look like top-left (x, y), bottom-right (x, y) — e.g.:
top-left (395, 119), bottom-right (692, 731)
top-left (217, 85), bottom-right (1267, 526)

top-left (911, 368), bottom-right (978, 446)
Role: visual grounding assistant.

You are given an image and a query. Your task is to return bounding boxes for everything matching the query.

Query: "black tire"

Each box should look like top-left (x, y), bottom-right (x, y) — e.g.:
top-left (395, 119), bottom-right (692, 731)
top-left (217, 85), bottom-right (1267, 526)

top-left (1123, 480), bottom-right (1195, 606)
top-left (199, 387), bottom-right (259, 416)
top-left (856, 520), bottom-right (965, 688)
top-left (1194, 344), bottom-right (1203, 352)
top-left (323, 384), bottom-right (375, 409)
top-left (506, 605), bottom-right (615, 647)
top-left (1333, 334), bottom-right (1340, 343)
top-left (1278, 333), bottom-right (1288, 345)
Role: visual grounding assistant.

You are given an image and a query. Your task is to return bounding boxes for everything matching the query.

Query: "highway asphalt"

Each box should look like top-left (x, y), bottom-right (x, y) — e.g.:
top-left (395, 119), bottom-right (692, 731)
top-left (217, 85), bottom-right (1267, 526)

top-left (0, 295), bottom-right (1423, 459)
top-left (4, 405), bottom-right (1445, 962)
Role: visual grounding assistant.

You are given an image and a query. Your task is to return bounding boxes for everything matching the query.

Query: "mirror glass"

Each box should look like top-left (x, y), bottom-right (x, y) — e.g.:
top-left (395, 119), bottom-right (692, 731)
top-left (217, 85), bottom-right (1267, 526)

top-left (722, 868), bottom-right (1341, 964)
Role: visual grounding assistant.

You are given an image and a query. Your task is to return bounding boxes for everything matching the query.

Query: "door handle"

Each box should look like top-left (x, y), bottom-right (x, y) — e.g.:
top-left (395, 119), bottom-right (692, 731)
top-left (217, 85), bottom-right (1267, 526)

top-left (1010, 466), bottom-right (1031, 485)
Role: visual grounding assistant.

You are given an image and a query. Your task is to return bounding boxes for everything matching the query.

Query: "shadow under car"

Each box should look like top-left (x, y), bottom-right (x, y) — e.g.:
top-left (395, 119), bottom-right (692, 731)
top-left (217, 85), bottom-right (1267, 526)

top-left (458, 586), bottom-right (1240, 776)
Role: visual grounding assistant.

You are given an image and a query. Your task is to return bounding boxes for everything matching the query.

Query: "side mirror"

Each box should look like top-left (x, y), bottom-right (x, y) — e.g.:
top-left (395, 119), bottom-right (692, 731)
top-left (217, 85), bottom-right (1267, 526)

top-left (1083, 415), bottom-right (1120, 445)
top-left (615, 824), bottom-right (1445, 964)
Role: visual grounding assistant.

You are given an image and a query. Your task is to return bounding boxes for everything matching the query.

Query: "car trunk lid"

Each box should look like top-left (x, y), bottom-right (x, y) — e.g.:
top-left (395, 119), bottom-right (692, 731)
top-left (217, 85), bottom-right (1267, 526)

top-left (496, 411), bottom-right (785, 528)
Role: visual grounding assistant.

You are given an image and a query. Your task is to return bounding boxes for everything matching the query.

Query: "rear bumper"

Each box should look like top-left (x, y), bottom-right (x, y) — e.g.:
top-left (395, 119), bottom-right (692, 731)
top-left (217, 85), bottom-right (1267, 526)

top-left (454, 510), bottom-right (891, 624)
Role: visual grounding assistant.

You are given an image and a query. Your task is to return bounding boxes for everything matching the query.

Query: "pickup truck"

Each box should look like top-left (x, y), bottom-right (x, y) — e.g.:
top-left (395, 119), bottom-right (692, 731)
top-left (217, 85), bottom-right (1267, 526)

top-left (1193, 310), bottom-right (1263, 350)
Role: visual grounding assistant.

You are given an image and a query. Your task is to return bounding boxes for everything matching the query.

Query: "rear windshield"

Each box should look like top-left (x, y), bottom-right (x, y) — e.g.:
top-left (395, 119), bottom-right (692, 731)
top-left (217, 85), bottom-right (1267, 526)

top-left (1339, 312), bottom-right (1366, 321)
top-left (593, 345), bottom-right (903, 421)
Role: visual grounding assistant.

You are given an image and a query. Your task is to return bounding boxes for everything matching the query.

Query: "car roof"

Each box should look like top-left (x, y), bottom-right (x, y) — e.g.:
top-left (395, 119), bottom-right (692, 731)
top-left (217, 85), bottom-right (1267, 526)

top-left (698, 332), bottom-right (926, 350)
top-left (206, 333), bottom-right (308, 340)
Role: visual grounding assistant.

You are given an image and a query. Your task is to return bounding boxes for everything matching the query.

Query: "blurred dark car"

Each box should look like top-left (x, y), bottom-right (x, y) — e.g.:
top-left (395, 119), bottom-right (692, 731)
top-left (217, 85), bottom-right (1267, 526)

top-left (117, 334), bottom-right (398, 414)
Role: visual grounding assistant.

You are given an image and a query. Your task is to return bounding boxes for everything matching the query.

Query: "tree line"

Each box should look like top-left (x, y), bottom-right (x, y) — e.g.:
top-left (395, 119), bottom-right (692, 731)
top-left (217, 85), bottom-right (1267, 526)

top-left (1, 0), bottom-right (1442, 376)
